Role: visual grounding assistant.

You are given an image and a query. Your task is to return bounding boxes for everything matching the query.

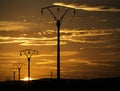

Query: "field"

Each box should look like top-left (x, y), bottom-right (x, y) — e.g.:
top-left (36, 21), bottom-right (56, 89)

top-left (0, 78), bottom-right (120, 91)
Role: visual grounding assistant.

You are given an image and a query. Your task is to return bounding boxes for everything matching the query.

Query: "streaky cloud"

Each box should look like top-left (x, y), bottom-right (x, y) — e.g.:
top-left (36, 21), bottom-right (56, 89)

top-left (0, 21), bottom-right (31, 31)
top-left (53, 3), bottom-right (120, 12)
top-left (0, 36), bottom-right (66, 46)
top-left (67, 59), bottom-right (114, 67)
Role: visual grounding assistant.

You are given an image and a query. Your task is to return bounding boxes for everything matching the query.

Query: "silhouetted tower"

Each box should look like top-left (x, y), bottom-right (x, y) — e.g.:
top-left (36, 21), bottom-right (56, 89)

top-left (13, 63), bottom-right (25, 81)
top-left (50, 70), bottom-right (53, 78)
top-left (41, 6), bottom-right (75, 81)
top-left (20, 49), bottom-right (38, 81)
top-left (11, 68), bottom-right (17, 81)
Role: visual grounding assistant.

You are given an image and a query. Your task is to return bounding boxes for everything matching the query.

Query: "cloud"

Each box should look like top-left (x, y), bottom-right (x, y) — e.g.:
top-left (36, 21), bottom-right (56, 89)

top-left (20, 40), bottom-right (66, 46)
top-left (67, 59), bottom-right (114, 67)
top-left (0, 28), bottom-right (118, 46)
top-left (53, 3), bottom-right (120, 12)
top-left (0, 52), bottom-right (20, 59)
top-left (0, 60), bottom-right (16, 64)
top-left (0, 21), bottom-right (31, 31)
top-left (60, 51), bottom-right (79, 56)
top-left (35, 59), bottom-right (55, 65)
top-left (0, 36), bottom-right (67, 46)
top-left (60, 29), bottom-right (115, 43)
top-left (35, 51), bottom-right (78, 58)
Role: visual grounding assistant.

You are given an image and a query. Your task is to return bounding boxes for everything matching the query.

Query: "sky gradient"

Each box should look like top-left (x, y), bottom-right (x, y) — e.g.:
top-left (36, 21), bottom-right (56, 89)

top-left (0, 0), bottom-right (120, 81)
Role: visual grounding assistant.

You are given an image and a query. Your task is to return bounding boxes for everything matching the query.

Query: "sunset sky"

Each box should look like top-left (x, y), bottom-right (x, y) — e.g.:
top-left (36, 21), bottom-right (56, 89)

top-left (0, 0), bottom-right (120, 81)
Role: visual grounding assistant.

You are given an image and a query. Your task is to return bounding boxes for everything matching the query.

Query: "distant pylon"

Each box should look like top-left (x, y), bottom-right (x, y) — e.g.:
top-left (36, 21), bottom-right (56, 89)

top-left (13, 63), bottom-right (25, 81)
top-left (20, 49), bottom-right (38, 81)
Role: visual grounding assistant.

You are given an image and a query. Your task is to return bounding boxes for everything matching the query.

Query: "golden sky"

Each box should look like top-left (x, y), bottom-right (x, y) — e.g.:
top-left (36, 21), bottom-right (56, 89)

top-left (0, 0), bottom-right (120, 81)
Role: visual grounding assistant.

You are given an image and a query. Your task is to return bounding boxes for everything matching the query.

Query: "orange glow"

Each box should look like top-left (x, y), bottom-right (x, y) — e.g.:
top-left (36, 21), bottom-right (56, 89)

top-left (22, 77), bottom-right (33, 81)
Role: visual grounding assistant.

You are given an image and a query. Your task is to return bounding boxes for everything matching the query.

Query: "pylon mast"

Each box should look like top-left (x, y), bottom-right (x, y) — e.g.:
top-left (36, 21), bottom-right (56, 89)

top-left (41, 6), bottom-right (75, 80)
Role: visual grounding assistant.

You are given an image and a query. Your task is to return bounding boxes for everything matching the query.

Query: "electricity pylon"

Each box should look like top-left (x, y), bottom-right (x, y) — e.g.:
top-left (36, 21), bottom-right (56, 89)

top-left (13, 63), bottom-right (25, 81)
top-left (20, 49), bottom-right (38, 81)
top-left (50, 70), bottom-right (53, 79)
top-left (11, 68), bottom-right (17, 81)
top-left (41, 6), bottom-right (75, 81)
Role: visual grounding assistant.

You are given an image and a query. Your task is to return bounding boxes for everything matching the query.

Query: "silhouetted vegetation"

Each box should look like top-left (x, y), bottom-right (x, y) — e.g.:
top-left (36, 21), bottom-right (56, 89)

top-left (0, 78), bottom-right (120, 91)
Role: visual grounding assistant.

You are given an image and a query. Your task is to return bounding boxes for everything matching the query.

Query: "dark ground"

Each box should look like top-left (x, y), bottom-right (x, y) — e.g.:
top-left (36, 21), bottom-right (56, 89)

top-left (0, 78), bottom-right (120, 91)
